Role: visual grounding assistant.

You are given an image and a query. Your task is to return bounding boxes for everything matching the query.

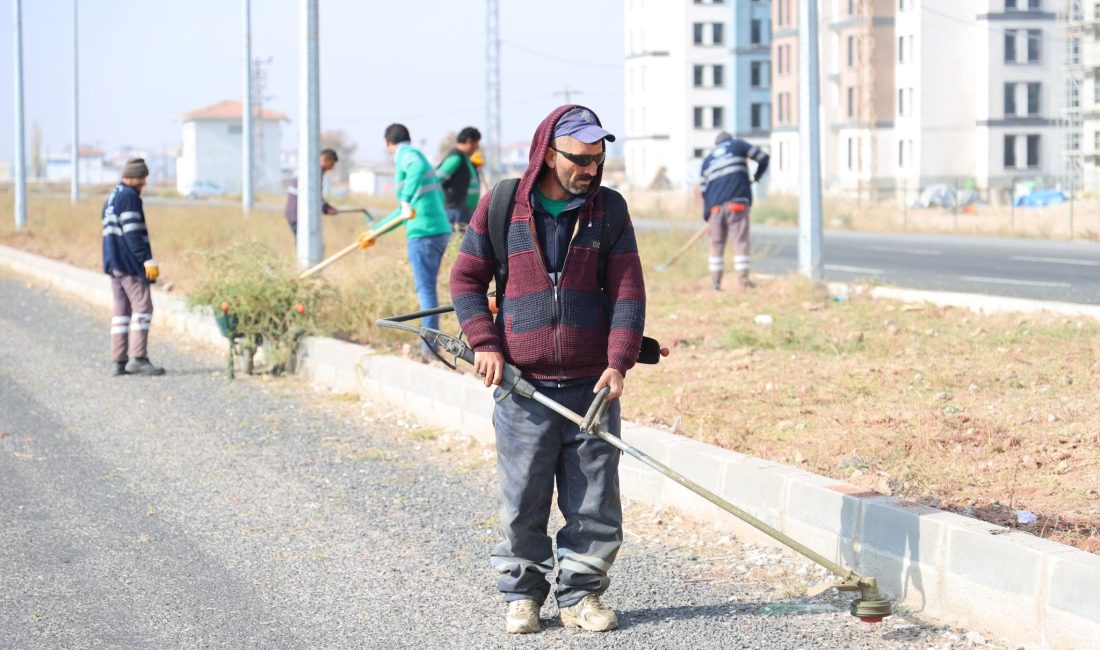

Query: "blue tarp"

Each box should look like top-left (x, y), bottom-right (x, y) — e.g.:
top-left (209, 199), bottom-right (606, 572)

top-left (1013, 189), bottom-right (1066, 208)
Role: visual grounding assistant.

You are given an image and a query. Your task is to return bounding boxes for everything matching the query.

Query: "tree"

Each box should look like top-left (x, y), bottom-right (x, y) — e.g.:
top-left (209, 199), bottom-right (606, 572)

top-left (31, 123), bottom-right (44, 179)
top-left (321, 130), bottom-right (357, 184)
top-left (437, 131), bottom-right (457, 163)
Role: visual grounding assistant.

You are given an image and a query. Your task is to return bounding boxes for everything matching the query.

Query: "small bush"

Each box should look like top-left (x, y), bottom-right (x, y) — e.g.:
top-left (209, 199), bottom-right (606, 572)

top-left (187, 243), bottom-right (335, 367)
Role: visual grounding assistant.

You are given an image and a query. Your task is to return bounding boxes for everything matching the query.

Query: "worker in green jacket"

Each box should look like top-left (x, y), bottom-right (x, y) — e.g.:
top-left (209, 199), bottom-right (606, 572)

top-left (436, 126), bottom-right (482, 233)
top-left (362, 123), bottom-right (451, 355)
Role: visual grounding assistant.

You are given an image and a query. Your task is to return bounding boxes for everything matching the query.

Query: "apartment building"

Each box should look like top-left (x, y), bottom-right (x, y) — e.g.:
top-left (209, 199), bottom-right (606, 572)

top-left (623, 0), bottom-right (772, 190)
top-left (974, 0), bottom-right (1066, 194)
top-left (770, 0), bottom-right (801, 193)
top-left (1064, 0), bottom-right (1100, 191)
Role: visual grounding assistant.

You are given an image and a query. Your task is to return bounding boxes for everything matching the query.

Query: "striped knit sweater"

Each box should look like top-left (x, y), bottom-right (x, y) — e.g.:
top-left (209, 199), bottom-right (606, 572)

top-left (449, 104), bottom-right (646, 381)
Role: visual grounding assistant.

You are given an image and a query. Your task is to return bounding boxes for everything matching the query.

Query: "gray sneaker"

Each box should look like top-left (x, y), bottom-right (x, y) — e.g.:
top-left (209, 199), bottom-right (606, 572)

top-left (125, 357), bottom-right (166, 376)
top-left (505, 599), bottom-right (541, 634)
top-left (559, 594), bottom-right (618, 632)
top-left (112, 361), bottom-right (129, 377)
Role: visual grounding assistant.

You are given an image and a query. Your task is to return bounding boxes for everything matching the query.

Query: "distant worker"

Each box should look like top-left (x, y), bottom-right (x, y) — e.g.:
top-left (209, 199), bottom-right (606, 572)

top-left (102, 158), bottom-right (165, 376)
top-left (699, 132), bottom-right (769, 291)
top-left (360, 124), bottom-right (451, 357)
top-left (284, 148), bottom-right (339, 235)
top-left (437, 127), bottom-right (483, 233)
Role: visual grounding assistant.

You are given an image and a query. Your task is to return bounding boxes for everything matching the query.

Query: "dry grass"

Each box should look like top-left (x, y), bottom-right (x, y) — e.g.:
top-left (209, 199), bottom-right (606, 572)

top-left (3, 194), bottom-right (1098, 551)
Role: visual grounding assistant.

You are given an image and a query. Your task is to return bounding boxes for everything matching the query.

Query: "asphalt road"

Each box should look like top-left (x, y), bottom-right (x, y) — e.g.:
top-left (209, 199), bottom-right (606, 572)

top-left (639, 221), bottom-right (1100, 305)
top-left (0, 273), bottom-right (980, 649)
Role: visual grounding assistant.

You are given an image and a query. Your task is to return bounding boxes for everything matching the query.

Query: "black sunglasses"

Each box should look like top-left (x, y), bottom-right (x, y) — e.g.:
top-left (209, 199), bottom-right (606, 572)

top-left (550, 146), bottom-right (605, 167)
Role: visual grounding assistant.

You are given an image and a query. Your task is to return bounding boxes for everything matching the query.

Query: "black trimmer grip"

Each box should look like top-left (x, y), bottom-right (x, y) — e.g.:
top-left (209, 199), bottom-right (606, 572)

top-left (637, 336), bottom-right (670, 365)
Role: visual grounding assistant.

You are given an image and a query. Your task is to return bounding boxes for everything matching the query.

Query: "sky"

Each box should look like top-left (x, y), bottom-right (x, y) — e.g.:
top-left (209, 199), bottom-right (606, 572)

top-left (0, 0), bottom-right (625, 166)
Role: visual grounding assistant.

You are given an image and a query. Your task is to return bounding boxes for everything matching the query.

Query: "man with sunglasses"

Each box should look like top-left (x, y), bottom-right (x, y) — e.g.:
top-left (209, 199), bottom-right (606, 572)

top-left (699, 132), bottom-right (769, 290)
top-left (451, 106), bottom-right (645, 635)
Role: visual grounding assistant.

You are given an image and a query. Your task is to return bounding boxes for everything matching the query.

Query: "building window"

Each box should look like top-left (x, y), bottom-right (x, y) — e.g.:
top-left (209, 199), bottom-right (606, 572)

top-left (1095, 130), bottom-right (1100, 151)
top-left (1004, 83), bottom-right (1017, 116)
top-left (1071, 37), bottom-right (1081, 66)
top-left (847, 86), bottom-right (856, 118)
top-left (898, 35), bottom-right (912, 64)
top-left (1027, 30), bottom-right (1041, 62)
top-left (848, 0), bottom-right (856, 15)
top-left (1026, 82), bottom-right (1040, 116)
top-left (693, 107), bottom-right (704, 128)
top-left (751, 19), bottom-right (762, 45)
top-left (1094, 72), bottom-right (1100, 103)
top-left (750, 102), bottom-right (768, 129)
top-left (898, 139), bottom-right (911, 168)
top-left (693, 148), bottom-right (706, 158)
top-left (1069, 132), bottom-right (1080, 152)
top-left (693, 23), bottom-right (704, 45)
top-left (898, 88), bottom-right (909, 116)
top-left (847, 137), bottom-right (858, 170)
top-left (1026, 134), bottom-right (1040, 168)
top-left (713, 64), bottom-right (724, 87)
top-left (1005, 30), bottom-right (1017, 63)
top-left (778, 141), bottom-right (787, 170)
top-left (1006, 0), bottom-right (1041, 10)
top-left (847, 35), bottom-right (856, 67)
top-left (777, 45), bottom-right (785, 75)
top-left (693, 65), bottom-right (705, 87)
top-left (712, 106), bottom-right (724, 129)
top-left (751, 61), bottom-right (766, 88)
top-left (1004, 135), bottom-right (1016, 168)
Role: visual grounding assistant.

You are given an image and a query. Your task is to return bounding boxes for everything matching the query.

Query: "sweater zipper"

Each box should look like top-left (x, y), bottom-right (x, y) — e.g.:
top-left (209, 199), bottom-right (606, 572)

top-left (552, 215), bottom-right (586, 383)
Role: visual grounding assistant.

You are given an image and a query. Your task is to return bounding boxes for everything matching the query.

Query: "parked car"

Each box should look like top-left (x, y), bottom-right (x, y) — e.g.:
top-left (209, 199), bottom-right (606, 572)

top-left (186, 180), bottom-right (224, 199)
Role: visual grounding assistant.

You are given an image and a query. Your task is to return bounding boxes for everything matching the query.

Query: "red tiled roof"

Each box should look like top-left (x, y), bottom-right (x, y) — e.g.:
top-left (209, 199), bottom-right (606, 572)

top-left (179, 100), bottom-right (287, 122)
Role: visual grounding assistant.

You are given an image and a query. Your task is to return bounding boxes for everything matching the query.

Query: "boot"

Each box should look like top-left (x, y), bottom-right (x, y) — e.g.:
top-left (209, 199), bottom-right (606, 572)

top-left (112, 361), bottom-right (129, 377)
top-left (125, 357), bottom-right (166, 376)
top-left (505, 599), bottom-right (541, 634)
top-left (710, 270), bottom-right (723, 291)
top-left (737, 269), bottom-right (755, 291)
top-left (559, 594), bottom-right (618, 632)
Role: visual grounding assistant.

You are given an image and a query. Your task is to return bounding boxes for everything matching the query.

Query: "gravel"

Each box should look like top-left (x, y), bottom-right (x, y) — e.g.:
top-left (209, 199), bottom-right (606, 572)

top-left (0, 273), bottom-right (994, 649)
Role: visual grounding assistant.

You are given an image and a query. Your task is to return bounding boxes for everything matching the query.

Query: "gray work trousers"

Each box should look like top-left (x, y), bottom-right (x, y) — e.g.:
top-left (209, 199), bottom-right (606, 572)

top-left (110, 272), bottom-right (153, 362)
top-left (491, 379), bottom-right (623, 608)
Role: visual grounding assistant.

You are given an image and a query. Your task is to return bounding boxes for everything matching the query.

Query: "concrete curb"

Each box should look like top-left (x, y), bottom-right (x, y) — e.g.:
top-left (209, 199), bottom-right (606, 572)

top-left (2, 244), bottom-right (1097, 649)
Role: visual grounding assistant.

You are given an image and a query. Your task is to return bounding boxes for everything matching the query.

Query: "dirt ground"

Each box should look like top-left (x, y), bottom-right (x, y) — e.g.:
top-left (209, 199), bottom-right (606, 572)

top-left (3, 193), bottom-right (1098, 552)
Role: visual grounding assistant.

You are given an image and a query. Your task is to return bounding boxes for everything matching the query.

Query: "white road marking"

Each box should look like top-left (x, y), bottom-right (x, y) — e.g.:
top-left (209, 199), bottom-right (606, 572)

top-left (1011, 255), bottom-right (1100, 267)
top-left (869, 246), bottom-right (942, 256)
top-left (825, 264), bottom-right (884, 274)
top-left (959, 276), bottom-right (1071, 288)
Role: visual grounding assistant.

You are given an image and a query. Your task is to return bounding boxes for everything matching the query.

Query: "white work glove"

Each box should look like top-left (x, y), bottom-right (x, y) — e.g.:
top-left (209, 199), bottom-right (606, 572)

top-left (400, 201), bottom-right (416, 221)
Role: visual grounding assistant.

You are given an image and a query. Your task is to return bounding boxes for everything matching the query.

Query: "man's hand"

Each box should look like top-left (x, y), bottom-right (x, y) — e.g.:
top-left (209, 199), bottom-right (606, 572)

top-left (474, 351), bottom-right (504, 388)
top-left (144, 259), bottom-right (160, 284)
top-left (594, 368), bottom-right (624, 400)
top-left (324, 206), bottom-right (338, 215)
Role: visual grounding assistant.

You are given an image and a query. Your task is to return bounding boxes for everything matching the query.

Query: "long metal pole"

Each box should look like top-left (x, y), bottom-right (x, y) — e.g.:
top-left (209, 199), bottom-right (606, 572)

top-left (71, 0), bottom-right (79, 204)
top-left (296, 0), bottom-right (322, 268)
top-left (798, 0), bottom-right (823, 278)
top-left (13, 0), bottom-right (27, 229)
top-left (242, 0), bottom-right (253, 212)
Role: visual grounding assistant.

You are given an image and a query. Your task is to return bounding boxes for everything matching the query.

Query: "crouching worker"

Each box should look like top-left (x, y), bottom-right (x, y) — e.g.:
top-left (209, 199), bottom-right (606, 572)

top-left (102, 158), bottom-right (165, 376)
top-left (450, 105), bottom-right (645, 634)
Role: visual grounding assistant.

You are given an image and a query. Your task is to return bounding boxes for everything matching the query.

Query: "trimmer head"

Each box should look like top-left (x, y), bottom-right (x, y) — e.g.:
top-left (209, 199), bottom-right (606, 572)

top-left (850, 580), bottom-right (892, 624)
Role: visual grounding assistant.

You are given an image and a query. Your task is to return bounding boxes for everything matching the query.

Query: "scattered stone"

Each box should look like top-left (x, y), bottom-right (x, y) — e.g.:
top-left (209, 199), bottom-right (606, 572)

top-left (965, 630), bottom-right (986, 645)
top-left (1056, 460), bottom-right (1070, 474)
top-left (1021, 455), bottom-right (1039, 470)
top-left (753, 314), bottom-right (773, 326)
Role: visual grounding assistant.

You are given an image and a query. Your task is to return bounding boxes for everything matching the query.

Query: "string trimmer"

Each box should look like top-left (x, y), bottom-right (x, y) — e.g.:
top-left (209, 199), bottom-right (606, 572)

top-left (654, 225), bottom-right (707, 272)
top-left (299, 209), bottom-right (416, 279)
top-left (376, 305), bottom-right (893, 624)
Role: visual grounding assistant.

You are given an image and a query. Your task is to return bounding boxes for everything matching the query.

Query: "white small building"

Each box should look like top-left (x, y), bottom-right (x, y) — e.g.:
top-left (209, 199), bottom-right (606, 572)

top-left (45, 145), bottom-right (116, 186)
top-left (348, 163), bottom-right (396, 197)
top-left (175, 100), bottom-right (286, 196)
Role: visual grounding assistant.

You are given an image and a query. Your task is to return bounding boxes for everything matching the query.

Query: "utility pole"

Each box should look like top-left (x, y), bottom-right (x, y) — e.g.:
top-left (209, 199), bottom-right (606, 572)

top-left (486, 0), bottom-right (502, 180)
top-left (798, 0), bottom-right (823, 279)
top-left (242, 0), bottom-right (254, 212)
top-left (13, 0), bottom-right (27, 230)
top-left (554, 85), bottom-right (581, 105)
top-left (71, 0), bottom-right (79, 204)
top-left (296, 0), bottom-right (322, 268)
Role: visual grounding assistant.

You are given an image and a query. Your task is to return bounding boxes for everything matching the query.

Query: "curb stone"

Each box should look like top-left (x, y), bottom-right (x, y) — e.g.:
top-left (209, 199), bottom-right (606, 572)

top-left (2, 244), bottom-right (1097, 649)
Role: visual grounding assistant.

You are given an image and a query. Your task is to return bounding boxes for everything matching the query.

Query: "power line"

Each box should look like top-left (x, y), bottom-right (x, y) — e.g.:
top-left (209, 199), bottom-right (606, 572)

top-left (501, 39), bottom-right (622, 69)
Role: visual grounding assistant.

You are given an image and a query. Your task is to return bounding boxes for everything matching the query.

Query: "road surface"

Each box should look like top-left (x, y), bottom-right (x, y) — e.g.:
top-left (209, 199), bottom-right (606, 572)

top-left (0, 272), bottom-right (978, 649)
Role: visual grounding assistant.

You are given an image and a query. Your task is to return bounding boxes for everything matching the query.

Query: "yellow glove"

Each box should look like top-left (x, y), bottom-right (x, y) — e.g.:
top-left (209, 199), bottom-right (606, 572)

top-left (470, 151), bottom-right (484, 167)
top-left (144, 259), bottom-right (160, 283)
top-left (356, 231), bottom-right (377, 249)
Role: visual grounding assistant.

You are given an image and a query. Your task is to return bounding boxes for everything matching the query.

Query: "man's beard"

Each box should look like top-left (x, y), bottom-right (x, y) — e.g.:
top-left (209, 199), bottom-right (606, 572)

top-left (557, 167), bottom-right (595, 196)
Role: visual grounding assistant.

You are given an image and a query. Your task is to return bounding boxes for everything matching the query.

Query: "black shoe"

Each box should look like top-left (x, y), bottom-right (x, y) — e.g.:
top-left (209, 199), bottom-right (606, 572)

top-left (112, 361), bottom-right (130, 376)
top-left (125, 357), bottom-right (166, 376)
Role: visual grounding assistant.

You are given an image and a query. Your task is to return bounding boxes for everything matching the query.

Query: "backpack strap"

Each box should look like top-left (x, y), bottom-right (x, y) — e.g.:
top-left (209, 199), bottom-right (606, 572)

top-left (487, 178), bottom-right (520, 300)
top-left (596, 187), bottom-right (628, 290)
